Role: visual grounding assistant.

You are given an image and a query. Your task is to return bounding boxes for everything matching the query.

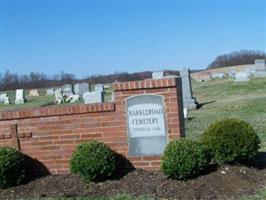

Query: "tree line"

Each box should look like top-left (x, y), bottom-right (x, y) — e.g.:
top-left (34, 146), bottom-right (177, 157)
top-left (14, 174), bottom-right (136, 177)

top-left (0, 70), bottom-right (179, 91)
top-left (207, 50), bottom-right (266, 69)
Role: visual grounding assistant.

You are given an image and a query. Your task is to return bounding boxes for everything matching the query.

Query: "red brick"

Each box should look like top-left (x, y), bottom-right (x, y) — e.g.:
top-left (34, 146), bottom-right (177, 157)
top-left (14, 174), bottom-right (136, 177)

top-left (0, 78), bottom-right (182, 173)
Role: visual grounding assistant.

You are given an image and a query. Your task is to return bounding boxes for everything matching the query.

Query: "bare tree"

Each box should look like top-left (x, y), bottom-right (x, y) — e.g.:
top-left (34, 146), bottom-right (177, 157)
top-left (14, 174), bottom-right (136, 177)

top-left (207, 50), bottom-right (266, 69)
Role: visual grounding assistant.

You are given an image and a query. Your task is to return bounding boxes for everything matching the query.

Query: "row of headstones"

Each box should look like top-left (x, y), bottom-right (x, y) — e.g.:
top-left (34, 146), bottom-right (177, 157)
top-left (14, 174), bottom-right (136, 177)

top-left (0, 89), bottom-right (32, 105)
top-left (47, 83), bottom-right (107, 104)
top-left (0, 89), bottom-right (26, 105)
top-left (210, 59), bottom-right (266, 82)
top-left (0, 83), bottom-right (108, 105)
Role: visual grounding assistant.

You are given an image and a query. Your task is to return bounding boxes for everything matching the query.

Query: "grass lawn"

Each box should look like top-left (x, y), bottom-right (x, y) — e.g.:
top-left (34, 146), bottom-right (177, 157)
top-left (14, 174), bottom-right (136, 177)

top-left (186, 77), bottom-right (266, 151)
top-left (186, 77), bottom-right (266, 200)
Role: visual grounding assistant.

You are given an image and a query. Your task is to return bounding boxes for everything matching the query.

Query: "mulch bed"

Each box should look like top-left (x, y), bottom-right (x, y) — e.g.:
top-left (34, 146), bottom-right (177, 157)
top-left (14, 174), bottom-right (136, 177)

top-left (1, 165), bottom-right (266, 200)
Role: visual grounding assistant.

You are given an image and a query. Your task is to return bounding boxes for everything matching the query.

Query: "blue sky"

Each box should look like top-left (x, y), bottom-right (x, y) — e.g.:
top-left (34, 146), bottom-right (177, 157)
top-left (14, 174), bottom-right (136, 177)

top-left (0, 0), bottom-right (265, 78)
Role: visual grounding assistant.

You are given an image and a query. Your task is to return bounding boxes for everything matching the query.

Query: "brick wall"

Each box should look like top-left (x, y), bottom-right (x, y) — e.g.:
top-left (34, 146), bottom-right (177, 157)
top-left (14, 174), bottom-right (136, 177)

top-left (0, 78), bottom-right (183, 174)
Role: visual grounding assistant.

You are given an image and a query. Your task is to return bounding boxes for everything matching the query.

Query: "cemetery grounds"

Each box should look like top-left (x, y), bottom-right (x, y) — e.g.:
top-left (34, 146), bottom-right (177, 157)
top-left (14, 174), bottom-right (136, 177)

top-left (0, 77), bottom-right (266, 200)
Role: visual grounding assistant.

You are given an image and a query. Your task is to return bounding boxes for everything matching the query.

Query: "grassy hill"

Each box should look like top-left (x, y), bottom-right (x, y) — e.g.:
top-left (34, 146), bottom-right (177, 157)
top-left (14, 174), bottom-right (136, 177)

top-left (185, 77), bottom-right (266, 200)
top-left (186, 77), bottom-right (266, 151)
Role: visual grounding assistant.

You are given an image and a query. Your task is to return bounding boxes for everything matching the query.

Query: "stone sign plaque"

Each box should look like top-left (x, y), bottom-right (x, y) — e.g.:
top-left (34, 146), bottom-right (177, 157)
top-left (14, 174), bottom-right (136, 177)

top-left (126, 94), bottom-right (167, 156)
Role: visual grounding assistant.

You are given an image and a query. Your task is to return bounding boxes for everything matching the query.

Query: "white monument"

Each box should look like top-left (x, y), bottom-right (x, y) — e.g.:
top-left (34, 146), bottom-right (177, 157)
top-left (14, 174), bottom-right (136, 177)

top-left (15, 89), bottom-right (25, 104)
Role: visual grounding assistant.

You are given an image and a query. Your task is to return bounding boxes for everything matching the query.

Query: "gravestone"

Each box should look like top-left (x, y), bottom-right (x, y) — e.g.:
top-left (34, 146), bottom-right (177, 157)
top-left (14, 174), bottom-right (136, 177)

top-left (211, 72), bottom-right (224, 79)
top-left (62, 84), bottom-right (73, 97)
top-left (126, 94), bottom-right (167, 156)
top-left (69, 94), bottom-right (80, 103)
top-left (152, 71), bottom-right (164, 79)
top-left (82, 92), bottom-right (103, 104)
top-left (28, 89), bottom-right (39, 97)
top-left (255, 59), bottom-right (266, 70)
top-left (15, 89), bottom-right (25, 104)
top-left (46, 88), bottom-right (54, 95)
top-left (80, 82), bottom-right (89, 95)
top-left (104, 84), bottom-right (111, 89)
top-left (54, 88), bottom-right (63, 104)
top-left (163, 75), bottom-right (178, 79)
top-left (253, 71), bottom-right (266, 78)
top-left (180, 68), bottom-right (197, 109)
top-left (74, 83), bottom-right (89, 95)
top-left (73, 83), bottom-right (80, 95)
top-left (110, 92), bottom-right (115, 102)
top-left (183, 107), bottom-right (188, 119)
top-left (234, 72), bottom-right (250, 82)
top-left (94, 84), bottom-right (104, 93)
top-left (0, 93), bottom-right (10, 105)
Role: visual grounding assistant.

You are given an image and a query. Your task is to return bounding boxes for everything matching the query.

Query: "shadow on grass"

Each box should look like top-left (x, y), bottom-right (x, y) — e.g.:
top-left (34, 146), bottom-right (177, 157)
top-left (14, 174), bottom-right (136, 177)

top-left (23, 154), bottom-right (51, 183)
top-left (110, 153), bottom-right (135, 180)
top-left (197, 101), bottom-right (216, 109)
top-left (186, 117), bottom-right (195, 121)
top-left (41, 102), bottom-right (55, 107)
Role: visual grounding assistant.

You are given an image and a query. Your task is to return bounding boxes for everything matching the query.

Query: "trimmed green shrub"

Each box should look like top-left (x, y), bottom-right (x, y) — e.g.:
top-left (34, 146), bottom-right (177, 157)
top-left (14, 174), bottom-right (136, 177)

top-left (201, 118), bottom-right (260, 165)
top-left (70, 141), bottom-right (116, 182)
top-left (161, 139), bottom-right (210, 180)
top-left (0, 147), bottom-right (26, 188)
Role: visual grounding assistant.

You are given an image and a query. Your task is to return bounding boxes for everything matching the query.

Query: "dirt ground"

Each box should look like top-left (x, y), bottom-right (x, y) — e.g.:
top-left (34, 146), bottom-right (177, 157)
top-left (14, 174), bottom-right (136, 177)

top-left (1, 163), bottom-right (266, 200)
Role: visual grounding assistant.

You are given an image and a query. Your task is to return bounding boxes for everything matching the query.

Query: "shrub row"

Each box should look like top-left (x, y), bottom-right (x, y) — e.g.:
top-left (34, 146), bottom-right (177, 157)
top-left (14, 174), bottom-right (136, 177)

top-left (161, 118), bottom-right (260, 180)
top-left (0, 118), bottom-right (261, 187)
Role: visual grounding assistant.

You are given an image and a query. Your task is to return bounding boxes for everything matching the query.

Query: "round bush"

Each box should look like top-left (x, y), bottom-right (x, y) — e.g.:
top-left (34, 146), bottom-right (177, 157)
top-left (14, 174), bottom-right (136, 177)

top-left (201, 119), bottom-right (260, 165)
top-left (0, 147), bottom-right (26, 188)
top-left (70, 141), bottom-right (116, 182)
top-left (161, 139), bottom-right (210, 180)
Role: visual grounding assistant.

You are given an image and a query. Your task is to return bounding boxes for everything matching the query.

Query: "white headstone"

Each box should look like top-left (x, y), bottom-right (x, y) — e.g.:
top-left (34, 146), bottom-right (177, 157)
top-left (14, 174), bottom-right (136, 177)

top-left (183, 107), bottom-right (188, 119)
top-left (74, 83), bottom-right (90, 95)
top-left (255, 59), bottom-right (266, 70)
top-left (62, 84), bottom-right (73, 97)
top-left (82, 92), bottom-right (103, 104)
top-left (80, 82), bottom-right (90, 95)
top-left (69, 94), bottom-right (80, 103)
top-left (104, 84), bottom-right (111, 89)
top-left (152, 71), bottom-right (164, 79)
top-left (110, 92), bottom-right (115, 102)
top-left (234, 72), bottom-right (250, 82)
top-left (28, 89), bottom-right (39, 97)
top-left (73, 83), bottom-right (80, 95)
top-left (211, 72), bottom-right (224, 79)
top-left (94, 84), bottom-right (104, 93)
top-left (54, 89), bottom-right (63, 104)
top-left (15, 89), bottom-right (25, 104)
top-left (253, 71), bottom-right (266, 78)
top-left (46, 88), bottom-right (54, 95)
top-left (0, 93), bottom-right (10, 105)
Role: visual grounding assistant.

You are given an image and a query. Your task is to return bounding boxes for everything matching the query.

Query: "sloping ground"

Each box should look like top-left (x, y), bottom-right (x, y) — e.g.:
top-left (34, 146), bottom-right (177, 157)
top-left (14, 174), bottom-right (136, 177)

top-left (191, 64), bottom-right (254, 80)
top-left (186, 77), bottom-right (266, 151)
top-left (0, 165), bottom-right (266, 200)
